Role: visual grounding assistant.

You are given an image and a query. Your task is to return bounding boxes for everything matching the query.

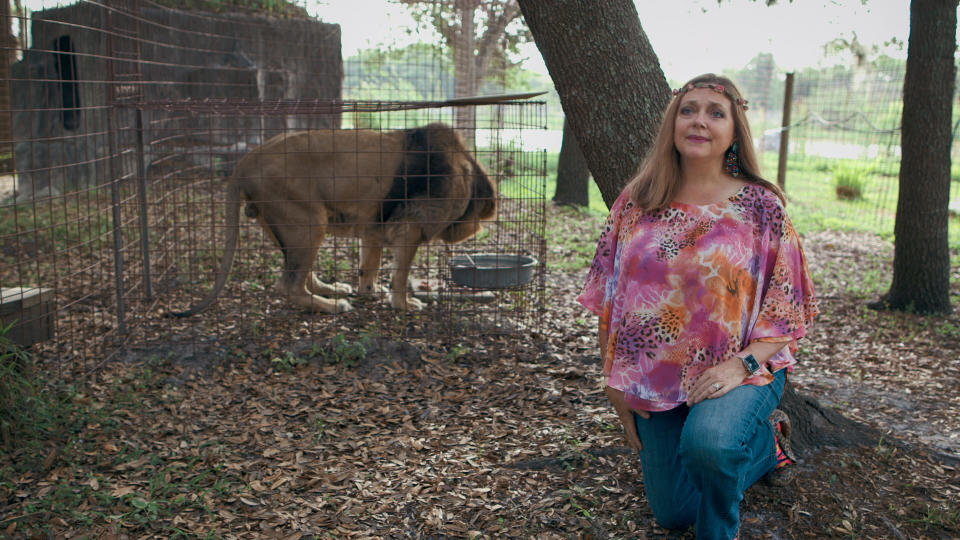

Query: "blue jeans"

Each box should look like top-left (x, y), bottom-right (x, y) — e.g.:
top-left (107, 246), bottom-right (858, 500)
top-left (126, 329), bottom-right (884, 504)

top-left (633, 370), bottom-right (786, 540)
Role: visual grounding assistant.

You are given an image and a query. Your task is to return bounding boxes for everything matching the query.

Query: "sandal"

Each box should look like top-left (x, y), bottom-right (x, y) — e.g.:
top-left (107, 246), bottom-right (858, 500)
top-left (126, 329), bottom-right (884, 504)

top-left (764, 408), bottom-right (798, 486)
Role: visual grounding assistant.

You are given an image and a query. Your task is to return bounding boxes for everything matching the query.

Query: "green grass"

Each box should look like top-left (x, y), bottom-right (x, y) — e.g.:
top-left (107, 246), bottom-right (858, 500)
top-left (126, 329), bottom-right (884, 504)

top-left (543, 149), bottom-right (960, 253)
top-left (771, 152), bottom-right (960, 253)
top-left (0, 189), bottom-right (113, 246)
top-left (772, 154), bottom-right (898, 237)
top-left (0, 188), bottom-right (115, 284)
top-left (537, 149), bottom-right (960, 279)
top-left (0, 328), bottom-right (91, 459)
top-left (541, 147), bottom-right (960, 249)
top-left (831, 161), bottom-right (868, 200)
top-left (538, 151), bottom-right (610, 216)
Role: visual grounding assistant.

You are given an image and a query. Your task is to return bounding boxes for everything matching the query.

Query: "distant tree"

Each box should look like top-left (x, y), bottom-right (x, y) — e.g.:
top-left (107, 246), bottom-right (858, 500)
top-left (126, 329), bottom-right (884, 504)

top-left (552, 117), bottom-right (589, 207)
top-left (10, 0), bottom-right (26, 51)
top-left (399, 0), bottom-right (530, 141)
top-left (745, 52), bottom-right (775, 110)
top-left (3, 0), bottom-right (20, 164)
top-left (344, 43), bottom-right (455, 100)
top-left (870, 0), bottom-right (956, 314)
top-left (724, 53), bottom-right (784, 115)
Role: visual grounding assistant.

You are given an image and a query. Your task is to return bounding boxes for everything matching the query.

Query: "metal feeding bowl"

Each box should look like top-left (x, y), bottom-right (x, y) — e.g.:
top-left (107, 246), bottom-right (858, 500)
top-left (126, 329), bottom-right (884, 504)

top-left (448, 253), bottom-right (538, 289)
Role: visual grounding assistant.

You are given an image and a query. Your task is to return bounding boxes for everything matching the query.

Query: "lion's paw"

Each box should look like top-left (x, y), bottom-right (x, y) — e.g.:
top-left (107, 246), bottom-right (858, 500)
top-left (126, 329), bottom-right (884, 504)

top-left (359, 283), bottom-right (389, 296)
top-left (392, 295), bottom-right (425, 311)
top-left (332, 282), bottom-right (353, 295)
top-left (335, 299), bottom-right (353, 313)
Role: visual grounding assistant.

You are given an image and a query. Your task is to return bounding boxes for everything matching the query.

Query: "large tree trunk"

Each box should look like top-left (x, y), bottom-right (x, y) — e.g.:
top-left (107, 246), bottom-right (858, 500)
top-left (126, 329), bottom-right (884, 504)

top-left (517, 0), bottom-right (669, 208)
top-left (873, 0), bottom-right (956, 314)
top-left (553, 117), bottom-right (590, 207)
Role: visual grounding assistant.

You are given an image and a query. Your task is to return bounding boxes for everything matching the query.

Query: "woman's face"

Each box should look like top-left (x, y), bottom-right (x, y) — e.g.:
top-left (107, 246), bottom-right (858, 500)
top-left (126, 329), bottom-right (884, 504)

top-left (673, 87), bottom-right (736, 166)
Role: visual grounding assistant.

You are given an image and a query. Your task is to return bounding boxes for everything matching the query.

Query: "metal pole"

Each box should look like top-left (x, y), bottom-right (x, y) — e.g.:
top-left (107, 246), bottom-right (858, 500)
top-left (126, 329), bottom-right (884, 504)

top-left (106, 112), bottom-right (126, 335)
top-left (776, 72), bottom-right (794, 192)
top-left (135, 108), bottom-right (152, 300)
top-left (104, 1), bottom-right (126, 334)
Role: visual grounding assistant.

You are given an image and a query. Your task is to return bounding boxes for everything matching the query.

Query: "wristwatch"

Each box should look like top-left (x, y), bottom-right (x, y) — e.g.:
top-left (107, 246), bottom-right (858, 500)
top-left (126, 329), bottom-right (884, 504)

top-left (737, 352), bottom-right (764, 378)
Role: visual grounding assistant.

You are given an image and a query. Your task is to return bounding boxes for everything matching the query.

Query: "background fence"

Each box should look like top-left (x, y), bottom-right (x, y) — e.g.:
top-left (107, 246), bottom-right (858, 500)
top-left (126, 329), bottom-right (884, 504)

top-left (729, 57), bottom-right (959, 242)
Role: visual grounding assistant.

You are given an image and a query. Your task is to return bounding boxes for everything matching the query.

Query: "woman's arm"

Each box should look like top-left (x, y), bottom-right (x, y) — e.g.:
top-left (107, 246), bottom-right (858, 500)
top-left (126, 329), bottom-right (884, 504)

top-left (599, 322), bottom-right (650, 451)
top-left (687, 340), bottom-right (791, 406)
top-left (738, 340), bottom-right (792, 368)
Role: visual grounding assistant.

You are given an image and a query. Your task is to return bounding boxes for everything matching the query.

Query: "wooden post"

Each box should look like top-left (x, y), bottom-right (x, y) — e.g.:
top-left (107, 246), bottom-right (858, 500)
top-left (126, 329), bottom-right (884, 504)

top-left (777, 72), bottom-right (794, 191)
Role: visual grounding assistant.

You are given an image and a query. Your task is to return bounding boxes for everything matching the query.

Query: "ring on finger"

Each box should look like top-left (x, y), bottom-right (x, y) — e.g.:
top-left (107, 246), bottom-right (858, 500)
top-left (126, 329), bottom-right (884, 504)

top-left (712, 382), bottom-right (722, 392)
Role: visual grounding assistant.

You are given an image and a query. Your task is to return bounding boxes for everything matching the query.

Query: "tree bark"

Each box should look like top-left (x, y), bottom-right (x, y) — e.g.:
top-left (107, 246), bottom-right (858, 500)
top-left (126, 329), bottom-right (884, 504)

top-left (873, 0), bottom-right (956, 314)
top-left (517, 0), bottom-right (670, 208)
top-left (553, 117), bottom-right (590, 207)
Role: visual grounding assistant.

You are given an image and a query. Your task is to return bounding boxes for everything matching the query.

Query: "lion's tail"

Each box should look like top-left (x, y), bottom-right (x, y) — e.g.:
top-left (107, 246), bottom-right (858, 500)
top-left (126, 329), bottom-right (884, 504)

top-left (170, 180), bottom-right (242, 317)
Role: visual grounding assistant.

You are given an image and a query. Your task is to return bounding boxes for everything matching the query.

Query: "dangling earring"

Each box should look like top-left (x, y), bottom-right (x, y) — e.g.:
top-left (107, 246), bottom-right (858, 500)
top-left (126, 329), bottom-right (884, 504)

top-left (725, 142), bottom-right (740, 177)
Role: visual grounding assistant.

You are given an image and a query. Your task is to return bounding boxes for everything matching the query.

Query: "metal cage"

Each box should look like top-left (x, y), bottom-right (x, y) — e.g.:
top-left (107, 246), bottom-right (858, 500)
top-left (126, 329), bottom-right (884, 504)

top-left (1, 0), bottom-right (548, 367)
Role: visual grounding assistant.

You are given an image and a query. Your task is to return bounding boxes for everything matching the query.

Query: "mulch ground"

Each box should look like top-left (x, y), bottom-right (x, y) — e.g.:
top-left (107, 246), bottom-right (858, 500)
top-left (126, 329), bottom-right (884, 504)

top-left (2, 207), bottom-right (959, 539)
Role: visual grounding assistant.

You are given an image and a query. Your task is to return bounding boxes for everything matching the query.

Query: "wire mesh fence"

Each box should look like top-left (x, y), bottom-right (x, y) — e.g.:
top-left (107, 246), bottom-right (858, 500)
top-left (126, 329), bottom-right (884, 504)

top-left (1, 0), bottom-right (548, 370)
top-left (734, 58), bottom-right (958, 239)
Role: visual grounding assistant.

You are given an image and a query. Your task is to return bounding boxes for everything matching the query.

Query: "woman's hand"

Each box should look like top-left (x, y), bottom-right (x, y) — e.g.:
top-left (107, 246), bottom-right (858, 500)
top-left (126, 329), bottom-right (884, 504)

top-left (687, 356), bottom-right (747, 406)
top-left (605, 385), bottom-right (650, 451)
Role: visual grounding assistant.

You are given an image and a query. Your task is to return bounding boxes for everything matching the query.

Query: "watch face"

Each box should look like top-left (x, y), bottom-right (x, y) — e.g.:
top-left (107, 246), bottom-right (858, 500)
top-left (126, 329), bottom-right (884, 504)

top-left (742, 354), bottom-right (761, 373)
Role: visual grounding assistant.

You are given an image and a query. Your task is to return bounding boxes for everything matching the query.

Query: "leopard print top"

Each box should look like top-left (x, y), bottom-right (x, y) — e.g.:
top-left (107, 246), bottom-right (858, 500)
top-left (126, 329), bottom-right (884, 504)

top-left (578, 183), bottom-right (819, 412)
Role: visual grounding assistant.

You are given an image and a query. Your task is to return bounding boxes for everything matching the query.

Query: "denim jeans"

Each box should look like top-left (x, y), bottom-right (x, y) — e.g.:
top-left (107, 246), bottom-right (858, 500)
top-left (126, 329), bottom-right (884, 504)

top-left (632, 370), bottom-right (786, 540)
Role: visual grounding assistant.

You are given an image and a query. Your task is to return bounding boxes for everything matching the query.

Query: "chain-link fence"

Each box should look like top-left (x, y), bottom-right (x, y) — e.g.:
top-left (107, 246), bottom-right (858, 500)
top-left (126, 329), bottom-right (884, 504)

top-left (734, 59), bottom-right (959, 240)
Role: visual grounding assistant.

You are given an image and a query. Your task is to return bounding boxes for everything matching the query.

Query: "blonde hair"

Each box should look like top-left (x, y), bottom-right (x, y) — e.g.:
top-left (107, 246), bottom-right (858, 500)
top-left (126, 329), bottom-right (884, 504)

top-left (625, 73), bottom-right (785, 211)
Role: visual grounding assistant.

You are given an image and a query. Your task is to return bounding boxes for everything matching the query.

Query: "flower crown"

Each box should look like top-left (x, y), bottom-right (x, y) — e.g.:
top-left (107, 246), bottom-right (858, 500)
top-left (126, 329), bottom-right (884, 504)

top-left (672, 82), bottom-right (749, 110)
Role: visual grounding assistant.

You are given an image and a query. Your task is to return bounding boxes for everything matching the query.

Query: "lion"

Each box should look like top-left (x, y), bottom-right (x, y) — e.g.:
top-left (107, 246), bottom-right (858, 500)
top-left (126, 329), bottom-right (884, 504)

top-left (173, 123), bottom-right (497, 316)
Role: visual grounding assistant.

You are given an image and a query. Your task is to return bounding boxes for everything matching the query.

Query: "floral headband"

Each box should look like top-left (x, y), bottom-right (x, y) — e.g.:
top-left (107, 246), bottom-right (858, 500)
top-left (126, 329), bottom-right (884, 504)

top-left (672, 82), bottom-right (749, 110)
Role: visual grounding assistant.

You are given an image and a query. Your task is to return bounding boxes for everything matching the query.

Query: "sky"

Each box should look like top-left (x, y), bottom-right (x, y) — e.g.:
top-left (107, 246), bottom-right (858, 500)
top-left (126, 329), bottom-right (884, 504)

top-left (316, 0), bottom-right (914, 81)
top-left (17, 0), bottom-right (916, 80)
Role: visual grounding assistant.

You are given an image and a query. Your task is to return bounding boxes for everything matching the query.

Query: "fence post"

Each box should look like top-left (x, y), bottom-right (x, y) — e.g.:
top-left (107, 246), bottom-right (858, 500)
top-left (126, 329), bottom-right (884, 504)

top-left (103, 1), bottom-right (132, 334)
top-left (135, 108), bottom-right (152, 300)
top-left (777, 72), bottom-right (794, 191)
top-left (106, 112), bottom-right (127, 335)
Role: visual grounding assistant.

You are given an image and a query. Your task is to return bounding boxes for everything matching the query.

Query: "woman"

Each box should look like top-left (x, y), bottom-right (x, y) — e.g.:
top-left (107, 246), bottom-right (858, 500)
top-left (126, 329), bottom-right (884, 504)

top-left (578, 74), bottom-right (818, 539)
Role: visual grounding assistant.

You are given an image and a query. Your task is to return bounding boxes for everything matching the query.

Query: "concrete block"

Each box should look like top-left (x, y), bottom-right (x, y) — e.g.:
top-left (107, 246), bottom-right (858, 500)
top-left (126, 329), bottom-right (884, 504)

top-left (1, 287), bottom-right (55, 348)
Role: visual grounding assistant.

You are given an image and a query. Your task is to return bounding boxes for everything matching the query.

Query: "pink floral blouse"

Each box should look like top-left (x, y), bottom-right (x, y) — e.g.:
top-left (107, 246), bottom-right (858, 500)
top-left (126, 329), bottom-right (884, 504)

top-left (578, 183), bottom-right (819, 412)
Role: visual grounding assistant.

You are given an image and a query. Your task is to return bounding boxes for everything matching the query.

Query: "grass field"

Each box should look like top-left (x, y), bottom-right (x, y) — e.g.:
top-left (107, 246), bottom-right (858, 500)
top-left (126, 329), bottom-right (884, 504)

top-left (541, 150), bottom-right (960, 259)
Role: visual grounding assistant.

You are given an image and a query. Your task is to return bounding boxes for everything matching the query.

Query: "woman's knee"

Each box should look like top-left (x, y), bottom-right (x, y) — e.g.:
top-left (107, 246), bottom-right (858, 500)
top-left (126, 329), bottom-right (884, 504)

top-left (679, 423), bottom-right (745, 473)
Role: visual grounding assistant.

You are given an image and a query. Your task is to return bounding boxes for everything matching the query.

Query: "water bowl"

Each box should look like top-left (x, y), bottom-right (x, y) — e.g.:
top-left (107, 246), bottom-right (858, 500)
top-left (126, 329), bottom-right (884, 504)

top-left (448, 253), bottom-right (538, 289)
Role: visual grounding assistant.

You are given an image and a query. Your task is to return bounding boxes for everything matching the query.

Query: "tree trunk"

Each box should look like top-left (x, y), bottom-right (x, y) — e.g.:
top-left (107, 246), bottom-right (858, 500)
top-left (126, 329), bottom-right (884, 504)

top-left (779, 380), bottom-right (878, 456)
top-left (553, 117), bottom-right (590, 207)
top-left (873, 0), bottom-right (956, 314)
top-left (517, 0), bottom-right (670, 208)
